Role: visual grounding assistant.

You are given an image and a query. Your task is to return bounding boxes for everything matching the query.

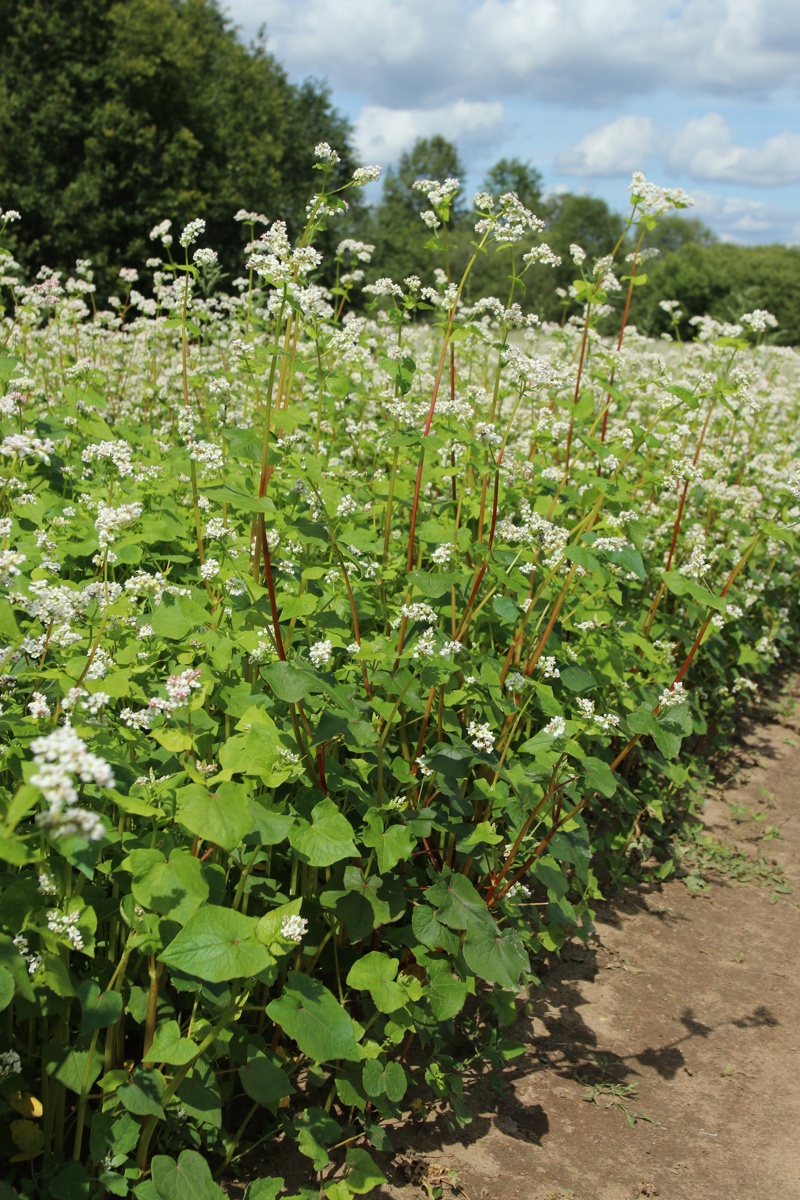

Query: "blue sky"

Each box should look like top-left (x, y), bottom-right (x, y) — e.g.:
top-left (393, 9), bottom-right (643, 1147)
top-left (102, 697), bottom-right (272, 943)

top-left (223, 0), bottom-right (800, 244)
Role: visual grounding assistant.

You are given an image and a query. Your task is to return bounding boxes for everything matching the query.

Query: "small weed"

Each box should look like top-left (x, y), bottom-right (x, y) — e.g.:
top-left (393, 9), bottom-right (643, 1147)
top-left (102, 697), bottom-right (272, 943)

top-left (676, 828), bottom-right (791, 896)
top-left (758, 786), bottom-right (777, 808)
top-left (577, 1055), bottom-right (654, 1128)
top-left (728, 799), bottom-right (766, 824)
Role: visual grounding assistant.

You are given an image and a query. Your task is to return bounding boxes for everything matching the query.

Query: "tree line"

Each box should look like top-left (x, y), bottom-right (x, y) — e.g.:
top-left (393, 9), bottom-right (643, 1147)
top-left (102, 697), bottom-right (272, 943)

top-left (1, 0), bottom-right (798, 343)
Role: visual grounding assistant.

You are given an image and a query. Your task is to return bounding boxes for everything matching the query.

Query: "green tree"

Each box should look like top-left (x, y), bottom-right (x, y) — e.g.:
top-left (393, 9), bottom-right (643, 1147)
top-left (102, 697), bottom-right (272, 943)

top-left (366, 136), bottom-right (467, 286)
top-left (0, 0), bottom-right (357, 289)
top-left (482, 157), bottom-right (544, 212)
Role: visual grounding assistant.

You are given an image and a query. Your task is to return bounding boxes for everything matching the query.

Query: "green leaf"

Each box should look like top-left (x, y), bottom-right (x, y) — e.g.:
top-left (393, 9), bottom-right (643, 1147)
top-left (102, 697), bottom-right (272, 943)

top-left (263, 661), bottom-right (317, 703)
top-left (117, 1067), bottom-right (166, 1118)
top-left (219, 719), bottom-right (280, 780)
top-left (426, 962), bottom-right (468, 1021)
top-left (426, 871), bottom-right (494, 936)
top-left (177, 782), bottom-right (251, 851)
top-left (149, 595), bottom-right (210, 640)
top-left (131, 849), bottom-right (209, 925)
top-left (159, 906), bottom-right (273, 982)
top-left (0, 966), bottom-right (14, 1012)
top-left (362, 1059), bottom-right (407, 1103)
top-left (346, 952), bottom-right (407, 1013)
top-left (408, 569), bottom-right (464, 598)
top-left (201, 485), bottom-right (276, 514)
top-left (76, 979), bottom-right (124, 1034)
top-left (463, 926), bottom-right (529, 991)
top-left (288, 798), bottom-right (357, 867)
top-left (147, 1020), bottom-right (200, 1065)
top-left (560, 666), bottom-right (598, 692)
top-left (361, 814), bottom-right (416, 872)
top-left (266, 971), bottom-right (360, 1063)
top-left (411, 905), bottom-right (461, 955)
top-left (44, 1038), bottom-right (104, 1094)
top-left (662, 570), bottom-right (727, 612)
top-left (151, 1150), bottom-right (224, 1200)
top-left (345, 1148), bottom-right (388, 1194)
top-left (583, 756), bottom-right (617, 798)
top-left (294, 1107), bottom-right (340, 1171)
top-left (243, 1182), bottom-right (284, 1200)
top-left (238, 1048), bottom-right (295, 1110)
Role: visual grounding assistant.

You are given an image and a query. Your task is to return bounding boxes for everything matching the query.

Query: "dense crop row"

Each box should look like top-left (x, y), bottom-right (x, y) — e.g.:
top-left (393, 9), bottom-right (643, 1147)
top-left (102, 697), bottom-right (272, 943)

top-left (0, 161), bottom-right (798, 1200)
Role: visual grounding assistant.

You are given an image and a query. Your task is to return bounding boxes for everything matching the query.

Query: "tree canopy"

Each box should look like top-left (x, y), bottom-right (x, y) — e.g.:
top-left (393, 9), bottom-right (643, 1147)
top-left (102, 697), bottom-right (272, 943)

top-left (0, 0), bottom-right (357, 286)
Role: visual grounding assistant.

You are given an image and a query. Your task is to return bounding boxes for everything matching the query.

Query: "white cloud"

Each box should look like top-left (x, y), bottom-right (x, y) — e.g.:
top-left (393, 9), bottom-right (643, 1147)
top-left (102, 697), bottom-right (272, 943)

top-left (354, 101), bottom-right (504, 165)
top-left (665, 114), bottom-right (800, 186)
top-left (556, 116), bottom-right (657, 176)
top-left (557, 111), bottom-right (800, 187)
top-left (225, 0), bottom-right (800, 108)
top-left (691, 189), bottom-right (800, 243)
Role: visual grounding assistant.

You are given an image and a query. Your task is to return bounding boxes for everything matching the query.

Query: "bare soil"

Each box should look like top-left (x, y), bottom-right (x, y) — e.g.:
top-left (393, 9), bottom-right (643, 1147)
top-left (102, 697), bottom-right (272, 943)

top-left (371, 675), bottom-right (800, 1200)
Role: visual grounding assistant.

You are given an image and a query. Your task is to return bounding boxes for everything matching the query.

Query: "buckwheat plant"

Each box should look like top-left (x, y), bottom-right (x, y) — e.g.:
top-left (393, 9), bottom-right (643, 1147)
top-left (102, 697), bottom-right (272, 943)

top-left (0, 166), bottom-right (797, 1199)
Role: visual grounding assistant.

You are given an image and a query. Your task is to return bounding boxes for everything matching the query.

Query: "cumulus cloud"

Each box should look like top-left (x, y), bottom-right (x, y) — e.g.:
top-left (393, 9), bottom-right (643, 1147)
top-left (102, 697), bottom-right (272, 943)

top-left (225, 0), bottom-right (800, 108)
top-left (690, 189), bottom-right (800, 243)
top-left (665, 114), bottom-right (800, 186)
top-left (354, 101), bottom-right (504, 164)
top-left (558, 112), bottom-right (800, 187)
top-left (556, 116), bottom-right (658, 176)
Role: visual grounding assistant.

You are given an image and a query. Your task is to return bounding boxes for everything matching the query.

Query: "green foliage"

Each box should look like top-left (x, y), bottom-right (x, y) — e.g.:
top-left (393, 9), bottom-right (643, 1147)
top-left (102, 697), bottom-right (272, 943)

top-left (629, 242), bottom-right (800, 343)
top-left (0, 163), bottom-right (797, 1200)
top-left (0, 0), bottom-right (358, 289)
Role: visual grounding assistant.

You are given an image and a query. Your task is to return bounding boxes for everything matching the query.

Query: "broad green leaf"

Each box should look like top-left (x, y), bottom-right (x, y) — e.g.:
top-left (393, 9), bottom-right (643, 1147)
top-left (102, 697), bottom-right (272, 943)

top-left (583, 756), bottom-right (617, 798)
top-left (345, 1148), bottom-right (388, 1194)
top-left (0, 966), bottom-right (14, 1012)
top-left (346, 952), bottom-right (407, 1013)
top-left (263, 661), bottom-right (317, 703)
top-left (560, 666), bottom-right (597, 692)
top-left (149, 596), bottom-right (210, 640)
top-left (131, 849), bottom-right (209, 925)
top-left (44, 1038), bottom-right (103, 1094)
top-left (219, 720), bottom-right (280, 780)
top-left (463, 926), bottom-right (529, 991)
top-left (238, 1048), bottom-right (295, 1110)
top-left (177, 782), bottom-right (251, 851)
top-left (361, 814), bottom-right (416, 872)
top-left (147, 1020), bottom-right (200, 1065)
top-left (361, 1059), bottom-right (407, 1103)
top-left (411, 905), bottom-right (461, 955)
top-left (288, 798), bottom-right (357, 866)
top-left (426, 871), bottom-right (494, 936)
top-left (426, 962), bottom-right (468, 1021)
top-left (294, 1107), bottom-right (340, 1171)
top-left (662, 570), bottom-right (727, 612)
top-left (266, 971), bottom-right (360, 1063)
top-left (159, 906), bottom-right (273, 982)
top-left (201, 485), bottom-right (275, 514)
top-left (117, 1068), bottom-right (166, 1118)
top-left (151, 1149), bottom-right (224, 1200)
top-left (76, 979), bottom-right (123, 1034)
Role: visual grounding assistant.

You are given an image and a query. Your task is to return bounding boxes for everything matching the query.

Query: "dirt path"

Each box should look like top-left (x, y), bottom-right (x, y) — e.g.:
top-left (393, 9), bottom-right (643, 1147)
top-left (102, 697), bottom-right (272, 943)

top-left (376, 677), bottom-right (800, 1200)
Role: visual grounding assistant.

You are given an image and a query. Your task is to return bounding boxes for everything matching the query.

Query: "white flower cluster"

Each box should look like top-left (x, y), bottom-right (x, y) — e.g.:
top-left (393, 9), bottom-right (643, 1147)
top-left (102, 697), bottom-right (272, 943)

top-left (280, 914), bottom-right (308, 943)
top-left (474, 191), bottom-right (545, 243)
top-left (468, 720), bottom-right (495, 753)
top-left (13, 933), bottom-right (42, 977)
top-left (0, 432), bottom-right (56, 463)
top-left (95, 501), bottom-right (143, 549)
top-left (47, 908), bottom-right (84, 950)
top-left (659, 682), bottom-right (687, 709)
top-left (149, 667), bottom-right (203, 715)
top-left (81, 439), bottom-right (134, 477)
top-left (309, 639), bottom-right (333, 669)
top-left (576, 697), bottom-right (621, 733)
top-left (0, 1050), bottom-right (22, 1080)
top-left (30, 724), bottom-right (113, 841)
top-left (629, 172), bottom-right (693, 216)
top-left (179, 218), bottom-right (206, 248)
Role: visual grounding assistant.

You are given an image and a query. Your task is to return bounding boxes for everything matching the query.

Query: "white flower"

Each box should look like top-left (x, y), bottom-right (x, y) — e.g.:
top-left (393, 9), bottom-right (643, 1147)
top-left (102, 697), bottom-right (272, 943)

top-left (309, 640), bottom-right (333, 669)
top-left (280, 914), bottom-right (308, 943)
top-left (0, 1050), bottom-right (22, 1079)
top-left (28, 692), bottom-right (51, 720)
top-left (543, 716), bottom-right (566, 738)
top-left (468, 720), bottom-right (495, 753)
top-left (179, 218), bottom-right (206, 248)
top-left (352, 165), bottom-right (381, 185)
